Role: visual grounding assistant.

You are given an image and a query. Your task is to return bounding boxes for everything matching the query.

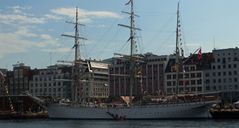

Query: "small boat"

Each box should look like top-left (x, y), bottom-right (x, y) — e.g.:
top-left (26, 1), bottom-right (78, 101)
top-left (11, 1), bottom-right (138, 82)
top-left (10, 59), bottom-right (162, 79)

top-left (210, 101), bottom-right (239, 119)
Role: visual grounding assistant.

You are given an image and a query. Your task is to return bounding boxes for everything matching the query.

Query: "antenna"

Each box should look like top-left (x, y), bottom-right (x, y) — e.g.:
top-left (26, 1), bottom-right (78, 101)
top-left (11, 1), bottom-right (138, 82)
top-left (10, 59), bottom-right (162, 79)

top-left (213, 37), bottom-right (216, 50)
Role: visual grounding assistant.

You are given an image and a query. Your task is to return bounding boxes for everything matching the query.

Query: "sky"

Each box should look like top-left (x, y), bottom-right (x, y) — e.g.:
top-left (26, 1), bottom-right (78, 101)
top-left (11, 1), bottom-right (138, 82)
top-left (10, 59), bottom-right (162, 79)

top-left (1, 0), bottom-right (239, 70)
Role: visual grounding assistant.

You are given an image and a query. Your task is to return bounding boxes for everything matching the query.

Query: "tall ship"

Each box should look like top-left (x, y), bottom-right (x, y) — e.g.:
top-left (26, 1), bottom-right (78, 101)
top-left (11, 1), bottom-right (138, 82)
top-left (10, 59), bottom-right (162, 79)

top-left (47, 0), bottom-right (217, 119)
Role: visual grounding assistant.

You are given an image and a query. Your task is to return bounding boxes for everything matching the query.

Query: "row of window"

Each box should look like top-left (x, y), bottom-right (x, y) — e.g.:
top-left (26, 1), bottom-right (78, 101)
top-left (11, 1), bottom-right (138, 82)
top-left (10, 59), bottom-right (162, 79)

top-left (212, 64), bottom-right (237, 69)
top-left (33, 75), bottom-right (67, 81)
top-left (167, 87), bottom-right (202, 93)
top-left (205, 84), bottom-right (238, 91)
top-left (31, 88), bottom-right (64, 93)
top-left (167, 79), bottom-right (202, 86)
top-left (30, 82), bottom-right (67, 87)
top-left (205, 78), bottom-right (238, 84)
top-left (167, 73), bottom-right (202, 79)
top-left (206, 71), bottom-right (238, 77)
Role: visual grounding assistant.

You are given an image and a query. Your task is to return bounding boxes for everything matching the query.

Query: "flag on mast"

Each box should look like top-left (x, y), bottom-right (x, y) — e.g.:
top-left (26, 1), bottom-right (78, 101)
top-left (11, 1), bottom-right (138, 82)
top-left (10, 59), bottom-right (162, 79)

top-left (198, 48), bottom-right (202, 60)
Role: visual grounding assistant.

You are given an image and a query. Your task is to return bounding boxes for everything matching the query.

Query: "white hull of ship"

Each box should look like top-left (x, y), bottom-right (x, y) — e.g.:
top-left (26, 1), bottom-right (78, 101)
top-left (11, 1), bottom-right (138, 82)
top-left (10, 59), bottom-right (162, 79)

top-left (47, 101), bottom-right (214, 119)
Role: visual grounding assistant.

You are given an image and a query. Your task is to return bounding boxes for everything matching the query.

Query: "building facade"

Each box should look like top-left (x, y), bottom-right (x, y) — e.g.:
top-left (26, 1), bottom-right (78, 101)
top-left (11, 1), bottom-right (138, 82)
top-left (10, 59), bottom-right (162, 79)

top-left (204, 48), bottom-right (239, 101)
top-left (29, 65), bottom-right (72, 99)
top-left (164, 56), bottom-right (204, 95)
top-left (71, 60), bottom-right (110, 102)
top-left (108, 53), bottom-right (169, 97)
top-left (7, 63), bottom-right (32, 95)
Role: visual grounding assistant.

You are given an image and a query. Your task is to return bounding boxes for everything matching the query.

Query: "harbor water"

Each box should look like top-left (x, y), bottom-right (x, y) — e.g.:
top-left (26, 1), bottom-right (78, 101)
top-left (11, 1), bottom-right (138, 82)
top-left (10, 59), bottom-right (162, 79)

top-left (0, 119), bottom-right (239, 128)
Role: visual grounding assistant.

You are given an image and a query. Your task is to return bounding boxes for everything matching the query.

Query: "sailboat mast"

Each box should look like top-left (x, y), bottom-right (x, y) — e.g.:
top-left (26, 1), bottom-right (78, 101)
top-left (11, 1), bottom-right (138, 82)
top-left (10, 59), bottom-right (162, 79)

top-left (129, 0), bottom-right (135, 106)
top-left (62, 7), bottom-right (87, 102)
top-left (175, 1), bottom-right (180, 95)
top-left (74, 8), bottom-right (80, 102)
top-left (130, 0), bottom-right (136, 56)
top-left (75, 8), bottom-right (80, 63)
top-left (118, 0), bottom-right (141, 106)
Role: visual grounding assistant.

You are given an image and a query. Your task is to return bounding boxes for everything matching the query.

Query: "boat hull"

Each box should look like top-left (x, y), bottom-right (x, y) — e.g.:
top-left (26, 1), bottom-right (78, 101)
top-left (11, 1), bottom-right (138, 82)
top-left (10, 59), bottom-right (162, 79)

top-left (47, 101), bottom-right (214, 120)
top-left (210, 110), bottom-right (239, 119)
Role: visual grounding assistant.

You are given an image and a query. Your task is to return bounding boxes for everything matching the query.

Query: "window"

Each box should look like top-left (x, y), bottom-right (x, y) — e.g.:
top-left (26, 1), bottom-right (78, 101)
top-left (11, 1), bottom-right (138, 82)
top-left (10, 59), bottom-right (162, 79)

top-left (218, 79), bottom-right (221, 83)
top-left (223, 65), bottom-right (226, 69)
top-left (197, 79), bottom-right (202, 84)
top-left (197, 87), bottom-right (202, 91)
top-left (228, 64), bottom-right (231, 69)
top-left (179, 81), bottom-right (183, 86)
top-left (184, 73), bottom-right (189, 78)
top-left (191, 73), bottom-right (195, 78)
top-left (234, 64), bottom-right (237, 68)
top-left (190, 66), bottom-right (195, 71)
top-left (205, 73), bottom-right (210, 77)
top-left (206, 86), bottom-right (210, 91)
top-left (191, 80), bottom-right (196, 85)
top-left (212, 66), bottom-right (215, 69)
top-left (228, 57), bottom-right (231, 61)
top-left (167, 82), bottom-right (171, 86)
top-left (223, 72), bottom-right (226, 76)
top-left (213, 72), bottom-right (216, 77)
top-left (197, 73), bottom-right (201, 77)
top-left (235, 85), bottom-right (238, 89)
top-left (223, 78), bottom-right (227, 83)
top-left (205, 79), bottom-right (210, 84)
top-left (234, 71), bottom-right (237, 75)
top-left (234, 78), bottom-right (238, 82)
top-left (213, 79), bottom-right (216, 84)
top-left (167, 75), bottom-right (171, 80)
top-left (229, 71), bottom-right (232, 76)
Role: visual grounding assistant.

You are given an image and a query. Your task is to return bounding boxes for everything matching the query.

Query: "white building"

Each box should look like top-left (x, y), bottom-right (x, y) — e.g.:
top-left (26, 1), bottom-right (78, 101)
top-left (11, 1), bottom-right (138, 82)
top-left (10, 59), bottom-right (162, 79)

top-left (164, 56), bottom-right (204, 95)
top-left (81, 60), bottom-right (110, 101)
top-left (204, 48), bottom-right (239, 100)
top-left (29, 65), bottom-right (72, 99)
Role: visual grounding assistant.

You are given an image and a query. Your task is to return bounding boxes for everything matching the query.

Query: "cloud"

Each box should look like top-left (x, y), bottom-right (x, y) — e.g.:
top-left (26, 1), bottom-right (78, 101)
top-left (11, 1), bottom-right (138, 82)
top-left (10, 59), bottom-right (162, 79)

top-left (0, 5), bottom-right (121, 59)
top-left (51, 7), bottom-right (122, 23)
top-left (44, 14), bottom-right (62, 20)
top-left (0, 5), bottom-right (51, 25)
top-left (0, 26), bottom-right (61, 58)
top-left (42, 47), bottom-right (72, 53)
top-left (10, 5), bottom-right (31, 14)
top-left (0, 14), bottom-right (45, 24)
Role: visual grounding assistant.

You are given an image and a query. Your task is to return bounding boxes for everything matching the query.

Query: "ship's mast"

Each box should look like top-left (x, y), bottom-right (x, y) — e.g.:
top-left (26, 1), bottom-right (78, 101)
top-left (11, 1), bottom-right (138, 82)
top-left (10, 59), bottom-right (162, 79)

top-left (175, 1), bottom-right (181, 95)
top-left (118, 0), bottom-right (141, 106)
top-left (62, 7), bottom-right (87, 102)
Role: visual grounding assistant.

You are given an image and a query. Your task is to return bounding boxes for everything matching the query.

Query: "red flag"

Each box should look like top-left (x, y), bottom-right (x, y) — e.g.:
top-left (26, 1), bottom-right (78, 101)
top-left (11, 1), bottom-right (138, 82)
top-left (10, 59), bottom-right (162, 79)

top-left (198, 48), bottom-right (202, 60)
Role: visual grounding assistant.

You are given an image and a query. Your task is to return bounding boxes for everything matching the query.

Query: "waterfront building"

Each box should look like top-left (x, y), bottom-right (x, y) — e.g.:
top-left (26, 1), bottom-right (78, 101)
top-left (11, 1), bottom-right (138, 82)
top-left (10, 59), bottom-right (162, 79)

top-left (29, 64), bottom-right (72, 99)
top-left (204, 47), bottom-right (239, 101)
top-left (82, 60), bottom-right (110, 101)
top-left (108, 53), bottom-right (169, 97)
top-left (60, 59), bottom-right (110, 102)
top-left (164, 52), bottom-right (213, 96)
top-left (143, 53), bottom-right (169, 96)
top-left (7, 63), bottom-right (32, 95)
